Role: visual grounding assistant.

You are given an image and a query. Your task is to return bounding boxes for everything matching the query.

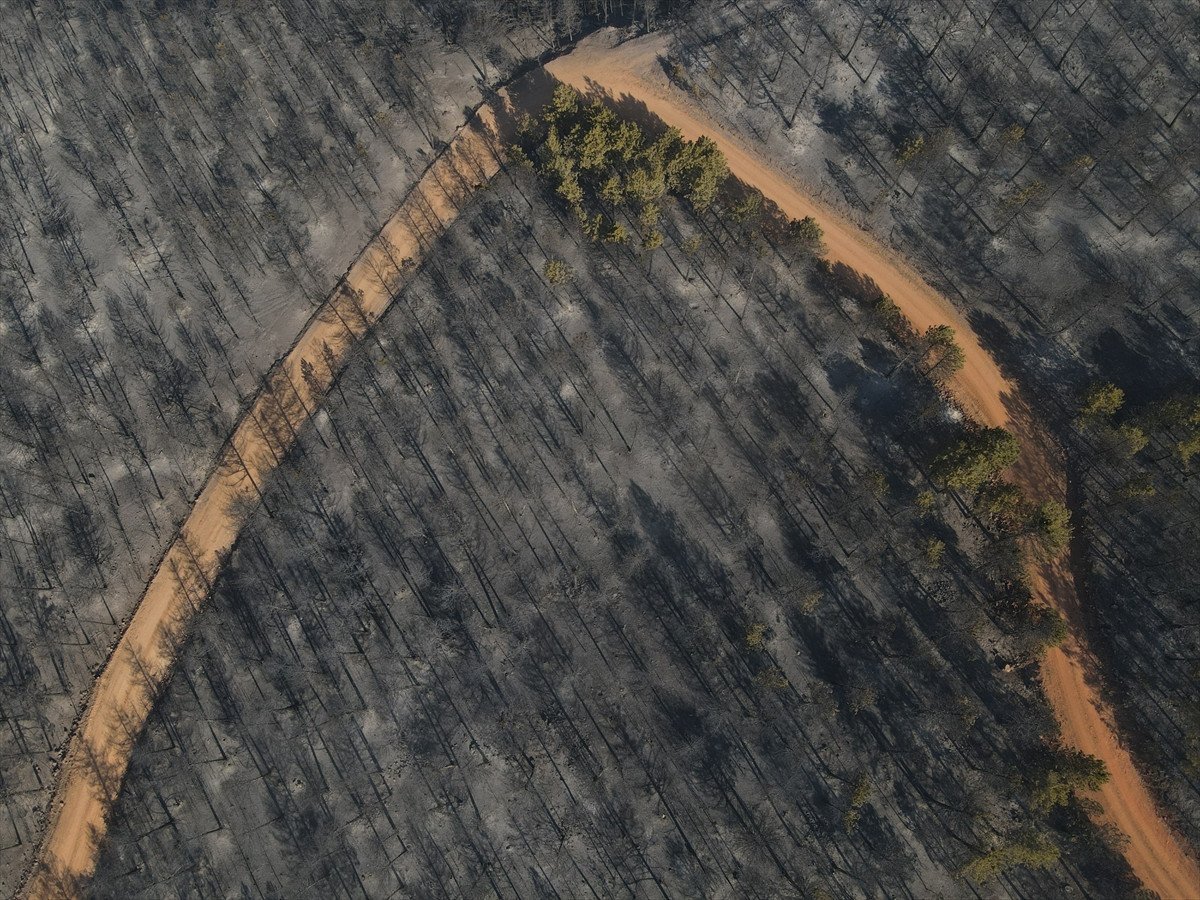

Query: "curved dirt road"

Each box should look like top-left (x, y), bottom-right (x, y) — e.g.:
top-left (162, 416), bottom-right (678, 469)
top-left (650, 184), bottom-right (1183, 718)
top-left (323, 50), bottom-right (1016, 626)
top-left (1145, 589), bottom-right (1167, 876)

top-left (23, 98), bottom-right (509, 897)
top-left (545, 29), bottom-right (1199, 899)
top-left (27, 27), bottom-right (1198, 900)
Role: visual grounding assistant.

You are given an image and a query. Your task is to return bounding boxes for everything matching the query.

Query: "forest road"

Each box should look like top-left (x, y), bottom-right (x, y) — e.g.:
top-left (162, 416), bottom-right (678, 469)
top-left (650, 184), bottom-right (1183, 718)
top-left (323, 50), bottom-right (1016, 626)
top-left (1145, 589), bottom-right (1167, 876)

top-left (545, 28), bottom-right (1200, 900)
top-left (25, 25), bottom-right (1199, 900)
top-left (22, 92), bottom-right (514, 898)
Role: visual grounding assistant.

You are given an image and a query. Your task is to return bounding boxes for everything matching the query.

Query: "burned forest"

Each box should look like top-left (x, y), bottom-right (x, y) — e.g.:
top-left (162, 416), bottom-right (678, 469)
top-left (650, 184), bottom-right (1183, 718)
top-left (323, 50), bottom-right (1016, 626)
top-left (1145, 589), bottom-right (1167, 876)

top-left (1, 1), bottom-right (1197, 899)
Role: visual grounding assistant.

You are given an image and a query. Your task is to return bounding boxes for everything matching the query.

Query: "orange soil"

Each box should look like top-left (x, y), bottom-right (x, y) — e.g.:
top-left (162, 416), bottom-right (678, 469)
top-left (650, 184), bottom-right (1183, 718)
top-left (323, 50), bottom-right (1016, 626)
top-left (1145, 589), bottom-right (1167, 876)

top-left (546, 29), bottom-right (1199, 899)
top-left (24, 100), bottom-right (507, 898)
top-left (27, 27), bottom-right (1199, 900)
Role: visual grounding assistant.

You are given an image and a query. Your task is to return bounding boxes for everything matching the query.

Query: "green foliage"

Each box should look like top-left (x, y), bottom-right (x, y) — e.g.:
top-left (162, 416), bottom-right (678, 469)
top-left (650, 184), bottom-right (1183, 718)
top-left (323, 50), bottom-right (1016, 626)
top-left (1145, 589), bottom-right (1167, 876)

top-left (788, 215), bottom-right (825, 255)
top-left (874, 294), bottom-right (915, 343)
top-left (848, 681), bottom-right (878, 715)
top-left (975, 482), bottom-right (1030, 530)
top-left (744, 622), bottom-right (767, 650)
top-left (922, 537), bottom-right (946, 568)
top-left (866, 470), bottom-right (889, 499)
top-left (1117, 475), bottom-right (1156, 501)
top-left (637, 204), bottom-right (661, 230)
top-left (599, 174), bottom-right (624, 206)
top-left (543, 259), bottom-right (572, 285)
top-left (797, 590), bottom-right (822, 615)
top-left (960, 832), bottom-right (1059, 882)
top-left (1178, 432), bottom-right (1200, 466)
top-left (1030, 500), bottom-right (1072, 557)
top-left (755, 665), bottom-right (789, 690)
top-left (923, 323), bottom-right (956, 348)
top-left (626, 165), bottom-right (666, 205)
top-left (664, 135), bottom-right (727, 209)
top-left (1078, 382), bottom-right (1124, 422)
top-left (896, 134), bottom-right (925, 165)
top-left (730, 189), bottom-right (763, 223)
top-left (1025, 603), bottom-right (1068, 653)
top-left (522, 85), bottom-right (729, 245)
top-left (642, 229), bottom-right (664, 251)
top-left (603, 221), bottom-right (629, 244)
top-left (1114, 423), bottom-right (1148, 458)
top-left (1028, 746), bottom-right (1110, 811)
top-left (934, 427), bottom-right (1020, 493)
top-left (922, 325), bottom-right (966, 383)
top-left (843, 773), bottom-right (872, 831)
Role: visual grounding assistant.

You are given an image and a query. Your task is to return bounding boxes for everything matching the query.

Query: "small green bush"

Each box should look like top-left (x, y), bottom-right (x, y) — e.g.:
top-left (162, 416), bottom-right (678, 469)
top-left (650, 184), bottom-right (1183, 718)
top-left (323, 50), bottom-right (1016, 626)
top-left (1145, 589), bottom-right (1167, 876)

top-left (543, 259), bottom-right (572, 285)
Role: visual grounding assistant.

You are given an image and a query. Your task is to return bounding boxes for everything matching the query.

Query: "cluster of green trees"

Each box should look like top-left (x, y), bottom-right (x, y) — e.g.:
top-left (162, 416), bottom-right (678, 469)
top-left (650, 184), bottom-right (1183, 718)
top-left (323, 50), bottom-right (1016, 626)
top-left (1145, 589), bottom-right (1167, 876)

top-left (931, 422), bottom-right (1072, 652)
top-left (513, 84), bottom-right (729, 249)
top-left (856, 273), bottom-right (1071, 654)
top-left (517, 84), bottom-right (827, 260)
top-left (933, 426), bottom-right (1019, 493)
top-left (960, 831), bottom-right (1059, 882)
top-left (869, 297), bottom-right (965, 386)
top-left (1077, 382), bottom-right (1200, 486)
top-left (1027, 744), bottom-right (1110, 811)
top-left (959, 745), bottom-right (1109, 883)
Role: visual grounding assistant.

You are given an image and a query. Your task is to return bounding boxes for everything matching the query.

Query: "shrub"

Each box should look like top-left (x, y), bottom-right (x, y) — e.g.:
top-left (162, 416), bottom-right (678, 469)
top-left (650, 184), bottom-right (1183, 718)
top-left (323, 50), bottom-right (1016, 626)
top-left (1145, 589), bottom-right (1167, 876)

top-left (604, 221), bottom-right (629, 244)
top-left (1028, 746), bottom-right (1109, 811)
top-left (745, 622), bottom-right (767, 650)
top-left (798, 590), bottom-right (822, 615)
top-left (922, 324), bottom-right (966, 383)
top-left (1114, 423), bottom-right (1148, 458)
top-left (874, 295), bottom-right (914, 343)
top-left (755, 665), bottom-right (789, 690)
top-left (896, 134), bottom-right (925, 164)
top-left (933, 427), bottom-right (1020, 493)
top-left (1178, 432), bottom-right (1200, 466)
top-left (975, 482), bottom-right (1029, 530)
top-left (1078, 382), bottom-right (1124, 422)
top-left (730, 189), bottom-right (762, 224)
top-left (960, 832), bottom-right (1058, 882)
top-left (1117, 475), bottom-right (1156, 501)
top-left (843, 774), bottom-right (872, 832)
top-left (543, 259), bottom-right (572, 285)
top-left (1030, 500), bottom-right (1072, 557)
top-left (789, 215), bottom-right (824, 254)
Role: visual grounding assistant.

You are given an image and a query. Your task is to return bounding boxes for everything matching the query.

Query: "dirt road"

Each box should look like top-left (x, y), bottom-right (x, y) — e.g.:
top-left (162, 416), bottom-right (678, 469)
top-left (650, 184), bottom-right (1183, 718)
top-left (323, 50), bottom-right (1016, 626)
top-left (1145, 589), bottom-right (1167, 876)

top-left (23, 99), bottom-right (508, 898)
top-left (27, 27), bottom-right (1198, 900)
top-left (546, 29), bottom-right (1199, 899)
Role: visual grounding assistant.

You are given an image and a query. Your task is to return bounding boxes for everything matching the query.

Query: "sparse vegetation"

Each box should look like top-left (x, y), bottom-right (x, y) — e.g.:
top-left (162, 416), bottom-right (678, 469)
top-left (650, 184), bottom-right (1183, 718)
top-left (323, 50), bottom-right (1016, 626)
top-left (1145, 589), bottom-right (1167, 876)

top-left (896, 135), bottom-right (925, 165)
top-left (543, 259), bottom-right (573, 284)
top-left (10, 2), bottom-right (1180, 897)
top-left (960, 832), bottom-right (1059, 882)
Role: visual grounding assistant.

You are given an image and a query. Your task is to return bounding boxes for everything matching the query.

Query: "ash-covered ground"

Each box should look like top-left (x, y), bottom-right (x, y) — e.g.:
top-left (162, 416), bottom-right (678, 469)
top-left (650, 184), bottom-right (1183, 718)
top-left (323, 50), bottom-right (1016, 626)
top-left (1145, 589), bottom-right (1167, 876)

top-left (668, 0), bottom-right (1200, 850)
top-left (92, 166), bottom-right (1135, 897)
top-left (0, 1), bottom-right (528, 888)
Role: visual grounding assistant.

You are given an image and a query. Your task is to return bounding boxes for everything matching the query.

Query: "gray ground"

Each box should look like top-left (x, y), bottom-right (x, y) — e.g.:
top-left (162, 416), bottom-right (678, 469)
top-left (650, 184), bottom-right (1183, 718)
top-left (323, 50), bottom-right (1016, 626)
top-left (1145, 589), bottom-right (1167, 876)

top-left (92, 167), bottom-right (1134, 897)
top-left (0, 1), bottom-right (531, 889)
top-left (668, 0), bottom-right (1200, 848)
top-left (3, 0), bottom-right (1195, 896)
